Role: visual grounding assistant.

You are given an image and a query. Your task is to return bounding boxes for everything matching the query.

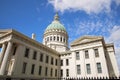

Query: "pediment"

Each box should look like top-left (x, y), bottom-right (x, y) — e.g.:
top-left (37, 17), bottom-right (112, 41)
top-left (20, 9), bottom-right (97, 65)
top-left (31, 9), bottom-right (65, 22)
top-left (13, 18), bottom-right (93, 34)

top-left (71, 35), bottom-right (103, 46)
top-left (0, 29), bottom-right (12, 37)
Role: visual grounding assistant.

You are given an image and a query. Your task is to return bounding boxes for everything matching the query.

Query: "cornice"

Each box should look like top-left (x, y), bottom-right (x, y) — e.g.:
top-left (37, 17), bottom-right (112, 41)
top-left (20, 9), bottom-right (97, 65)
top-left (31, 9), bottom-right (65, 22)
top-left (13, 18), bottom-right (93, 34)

top-left (44, 30), bottom-right (68, 38)
top-left (0, 29), bottom-right (60, 56)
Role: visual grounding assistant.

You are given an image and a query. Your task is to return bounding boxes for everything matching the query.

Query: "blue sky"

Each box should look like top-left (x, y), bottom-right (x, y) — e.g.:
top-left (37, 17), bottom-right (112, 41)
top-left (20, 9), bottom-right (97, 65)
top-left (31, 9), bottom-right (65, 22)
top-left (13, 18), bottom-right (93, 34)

top-left (0, 0), bottom-right (120, 72)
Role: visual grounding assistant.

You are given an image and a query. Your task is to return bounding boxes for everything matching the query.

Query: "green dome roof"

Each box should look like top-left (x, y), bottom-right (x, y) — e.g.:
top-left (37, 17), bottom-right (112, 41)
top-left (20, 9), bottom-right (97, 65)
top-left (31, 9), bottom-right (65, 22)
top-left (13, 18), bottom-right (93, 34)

top-left (46, 21), bottom-right (66, 31)
top-left (45, 13), bottom-right (66, 32)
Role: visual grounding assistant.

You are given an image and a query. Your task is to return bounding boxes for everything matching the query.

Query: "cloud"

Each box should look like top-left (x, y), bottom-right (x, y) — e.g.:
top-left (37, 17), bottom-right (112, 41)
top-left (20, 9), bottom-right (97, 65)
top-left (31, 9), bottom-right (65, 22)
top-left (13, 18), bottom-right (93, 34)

top-left (69, 19), bottom-right (114, 37)
top-left (114, 0), bottom-right (120, 6)
top-left (48, 0), bottom-right (112, 14)
top-left (48, 0), bottom-right (120, 14)
top-left (107, 26), bottom-right (120, 42)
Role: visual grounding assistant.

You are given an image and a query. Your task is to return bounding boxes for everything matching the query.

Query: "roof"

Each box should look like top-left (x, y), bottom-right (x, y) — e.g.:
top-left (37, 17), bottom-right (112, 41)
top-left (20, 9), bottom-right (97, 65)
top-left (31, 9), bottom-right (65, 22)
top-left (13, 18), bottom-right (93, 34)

top-left (45, 13), bottom-right (66, 32)
top-left (70, 35), bottom-right (103, 46)
top-left (0, 29), bottom-right (60, 55)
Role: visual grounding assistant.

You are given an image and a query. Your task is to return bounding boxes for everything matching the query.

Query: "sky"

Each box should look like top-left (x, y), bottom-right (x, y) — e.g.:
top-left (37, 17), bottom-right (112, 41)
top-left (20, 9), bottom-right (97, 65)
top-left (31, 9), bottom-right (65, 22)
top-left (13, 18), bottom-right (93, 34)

top-left (0, 0), bottom-right (120, 72)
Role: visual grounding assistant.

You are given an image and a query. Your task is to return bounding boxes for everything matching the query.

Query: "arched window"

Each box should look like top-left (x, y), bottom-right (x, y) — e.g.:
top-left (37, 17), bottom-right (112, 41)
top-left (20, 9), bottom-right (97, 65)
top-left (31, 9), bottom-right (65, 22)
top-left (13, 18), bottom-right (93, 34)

top-left (57, 36), bottom-right (59, 41)
top-left (47, 37), bottom-right (49, 41)
top-left (50, 36), bottom-right (52, 41)
top-left (60, 37), bottom-right (62, 42)
top-left (63, 38), bottom-right (65, 42)
top-left (54, 36), bottom-right (55, 41)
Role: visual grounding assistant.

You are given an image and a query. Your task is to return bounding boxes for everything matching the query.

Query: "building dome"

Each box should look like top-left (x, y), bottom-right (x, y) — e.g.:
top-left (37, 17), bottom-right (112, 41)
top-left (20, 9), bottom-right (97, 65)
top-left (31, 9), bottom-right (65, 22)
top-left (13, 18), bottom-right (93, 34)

top-left (45, 21), bottom-right (66, 31)
top-left (45, 13), bottom-right (67, 32)
top-left (43, 13), bottom-right (68, 52)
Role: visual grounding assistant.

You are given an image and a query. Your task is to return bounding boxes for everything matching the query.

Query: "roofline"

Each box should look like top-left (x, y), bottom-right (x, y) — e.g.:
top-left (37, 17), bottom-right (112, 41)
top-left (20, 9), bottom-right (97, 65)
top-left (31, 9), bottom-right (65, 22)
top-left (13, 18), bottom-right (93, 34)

top-left (0, 29), bottom-right (60, 55)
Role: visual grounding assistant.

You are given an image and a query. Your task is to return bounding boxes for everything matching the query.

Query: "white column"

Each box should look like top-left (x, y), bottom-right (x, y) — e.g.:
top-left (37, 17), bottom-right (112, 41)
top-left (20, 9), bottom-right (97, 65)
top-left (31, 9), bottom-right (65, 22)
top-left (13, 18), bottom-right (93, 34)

top-left (0, 43), bottom-right (6, 67)
top-left (80, 50), bottom-right (86, 77)
top-left (0, 41), bottom-right (12, 75)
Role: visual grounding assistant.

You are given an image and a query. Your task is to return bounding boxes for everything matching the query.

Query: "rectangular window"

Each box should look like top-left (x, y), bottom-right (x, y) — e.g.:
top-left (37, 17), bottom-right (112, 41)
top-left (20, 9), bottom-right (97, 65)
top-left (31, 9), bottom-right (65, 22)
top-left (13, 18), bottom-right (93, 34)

top-left (31, 64), bottom-right (35, 74)
top-left (50, 68), bottom-right (53, 77)
top-left (55, 59), bottom-right (58, 66)
top-left (22, 62), bottom-right (27, 74)
top-left (33, 51), bottom-right (37, 60)
top-left (86, 64), bottom-right (91, 74)
top-left (97, 63), bottom-right (102, 73)
top-left (66, 69), bottom-right (69, 77)
top-left (77, 65), bottom-right (81, 74)
top-left (40, 53), bottom-right (43, 62)
top-left (46, 55), bottom-right (49, 63)
top-left (51, 57), bottom-right (54, 65)
top-left (60, 69), bottom-right (63, 77)
top-left (55, 69), bottom-right (57, 77)
top-left (13, 46), bottom-right (17, 55)
top-left (66, 59), bottom-right (69, 66)
top-left (24, 48), bottom-right (29, 58)
top-left (61, 60), bottom-right (63, 66)
top-left (45, 67), bottom-right (48, 76)
top-left (38, 66), bottom-right (42, 75)
top-left (94, 49), bottom-right (99, 57)
top-left (85, 50), bottom-right (89, 59)
top-left (76, 52), bottom-right (80, 60)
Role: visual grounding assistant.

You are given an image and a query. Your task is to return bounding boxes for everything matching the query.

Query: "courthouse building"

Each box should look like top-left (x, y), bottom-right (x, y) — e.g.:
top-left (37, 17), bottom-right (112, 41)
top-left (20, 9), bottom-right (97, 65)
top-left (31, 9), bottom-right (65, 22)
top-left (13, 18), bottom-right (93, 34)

top-left (0, 13), bottom-right (119, 78)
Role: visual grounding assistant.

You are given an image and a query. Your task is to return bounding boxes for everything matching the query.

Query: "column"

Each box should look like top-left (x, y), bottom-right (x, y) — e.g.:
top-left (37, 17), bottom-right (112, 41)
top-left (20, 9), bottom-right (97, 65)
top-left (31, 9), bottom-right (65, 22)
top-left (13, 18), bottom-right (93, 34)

top-left (0, 41), bottom-right (13, 75)
top-left (0, 43), bottom-right (6, 67)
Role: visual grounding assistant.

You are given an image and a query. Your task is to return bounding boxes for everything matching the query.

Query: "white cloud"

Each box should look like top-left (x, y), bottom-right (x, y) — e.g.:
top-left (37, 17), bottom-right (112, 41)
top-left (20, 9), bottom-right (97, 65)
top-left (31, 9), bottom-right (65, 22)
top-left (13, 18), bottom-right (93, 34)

top-left (69, 19), bottom-right (113, 37)
top-left (48, 0), bottom-right (111, 14)
top-left (108, 26), bottom-right (120, 42)
top-left (114, 0), bottom-right (120, 6)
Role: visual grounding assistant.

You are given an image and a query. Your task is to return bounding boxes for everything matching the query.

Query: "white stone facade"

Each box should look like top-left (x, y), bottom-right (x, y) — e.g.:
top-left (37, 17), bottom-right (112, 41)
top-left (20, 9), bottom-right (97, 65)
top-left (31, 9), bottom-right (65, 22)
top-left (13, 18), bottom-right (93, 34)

top-left (60, 36), bottom-right (118, 78)
top-left (0, 13), bottom-right (119, 78)
top-left (0, 30), bottom-right (60, 78)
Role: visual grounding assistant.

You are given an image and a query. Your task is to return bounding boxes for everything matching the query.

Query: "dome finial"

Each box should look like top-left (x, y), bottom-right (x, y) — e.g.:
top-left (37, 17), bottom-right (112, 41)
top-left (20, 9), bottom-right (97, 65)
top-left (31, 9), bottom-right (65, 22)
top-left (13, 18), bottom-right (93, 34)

top-left (54, 12), bottom-right (59, 21)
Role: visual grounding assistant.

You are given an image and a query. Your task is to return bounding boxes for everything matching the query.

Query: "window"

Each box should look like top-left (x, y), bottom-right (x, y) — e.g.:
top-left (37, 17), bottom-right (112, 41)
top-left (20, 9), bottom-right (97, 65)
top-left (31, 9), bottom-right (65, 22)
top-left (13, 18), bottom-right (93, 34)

top-left (47, 37), bottom-right (49, 41)
top-left (31, 64), bottom-right (35, 74)
top-left (66, 69), bottom-right (69, 77)
top-left (50, 36), bottom-right (52, 41)
top-left (57, 36), bottom-right (59, 41)
top-left (61, 60), bottom-right (63, 66)
top-left (60, 69), bottom-right (63, 77)
top-left (22, 62), bottom-right (27, 74)
top-left (55, 69), bottom-right (57, 77)
top-left (50, 68), bottom-right (53, 77)
top-left (46, 55), bottom-right (49, 63)
top-left (51, 57), bottom-right (54, 65)
top-left (77, 65), bottom-right (81, 74)
top-left (86, 64), bottom-right (91, 74)
top-left (55, 59), bottom-right (58, 66)
top-left (60, 37), bottom-right (62, 42)
top-left (45, 67), bottom-right (48, 76)
top-left (97, 63), bottom-right (102, 73)
top-left (33, 51), bottom-right (37, 60)
top-left (38, 66), bottom-right (42, 75)
top-left (13, 46), bottom-right (17, 55)
top-left (76, 52), bottom-right (80, 60)
top-left (85, 50), bottom-right (89, 59)
top-left (40, 53), bottom-right (43, 62)
top-left (24, 48), bottom-right (29, 58)
top-left (94, 49), bottom-right (99, 57)
top-left (54, 36), bottom-right (55, 41)
top-left (63, 38), bottom-right (65, 42)
top-left (66, 59), bottom-right (69, 66)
